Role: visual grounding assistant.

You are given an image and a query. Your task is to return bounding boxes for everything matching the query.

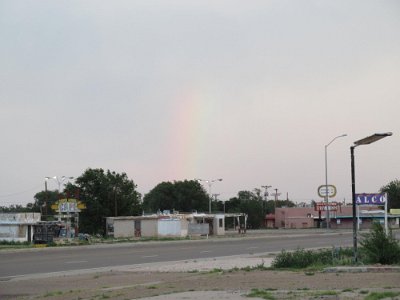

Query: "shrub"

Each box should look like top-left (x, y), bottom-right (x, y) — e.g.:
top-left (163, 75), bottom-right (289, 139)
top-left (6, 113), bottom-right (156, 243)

top-left (271, 247), bottom-right (353, 269)
top-left (360, 222), bottom-right (400, 265)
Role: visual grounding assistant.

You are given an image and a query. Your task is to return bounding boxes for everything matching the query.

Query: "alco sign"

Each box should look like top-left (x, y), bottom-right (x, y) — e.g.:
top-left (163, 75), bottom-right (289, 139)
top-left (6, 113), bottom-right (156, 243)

top-left (318, 185), bottom-right (337, 198)
top-left (355, 193), bottom-right (387, 205)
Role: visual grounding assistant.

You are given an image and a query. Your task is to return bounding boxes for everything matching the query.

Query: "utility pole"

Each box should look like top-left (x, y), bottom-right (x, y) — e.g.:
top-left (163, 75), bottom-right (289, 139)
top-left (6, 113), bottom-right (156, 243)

top-left (261, 185), bottom-right (271, 220)
top-left (213, 193), bottom-right (220, 212)
top-left (271, 188), bottom-right (281, 212)
top-left (44, 178), bottom-right (49, 217)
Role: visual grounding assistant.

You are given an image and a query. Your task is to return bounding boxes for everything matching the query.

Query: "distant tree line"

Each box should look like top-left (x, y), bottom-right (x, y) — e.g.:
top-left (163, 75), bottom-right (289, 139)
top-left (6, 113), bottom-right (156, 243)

top-left (2, 170), bottom-right (399, 235)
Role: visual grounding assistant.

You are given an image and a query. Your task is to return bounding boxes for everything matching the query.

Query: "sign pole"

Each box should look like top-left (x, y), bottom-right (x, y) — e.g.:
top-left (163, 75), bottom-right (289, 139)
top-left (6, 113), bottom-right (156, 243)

top-left (385, 193), bottom-right (388, 235)
top-left (351, 146), bottom-right (358, 263)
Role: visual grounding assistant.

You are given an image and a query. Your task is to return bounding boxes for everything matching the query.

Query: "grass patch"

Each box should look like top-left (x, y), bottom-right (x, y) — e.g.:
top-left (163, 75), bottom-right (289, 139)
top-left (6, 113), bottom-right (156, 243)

top-left (43, 290), bottom-right (63, 297)
top-left (247, 288), bottom-right (276, 300)
top-left (188, 269), bottom-right (199, 273)
top-left (0, 240), bottom-right (32, 250)
top-left (147, 286), bottom-right (158, 289)
top-left (364, 291), bottom-right (400, 300)
top-left (313, 290), bottom-right (338, 297)
top-left (208, 268), bottom-right (223, 274)
top-left (304, 271), bottom-right (315, 276)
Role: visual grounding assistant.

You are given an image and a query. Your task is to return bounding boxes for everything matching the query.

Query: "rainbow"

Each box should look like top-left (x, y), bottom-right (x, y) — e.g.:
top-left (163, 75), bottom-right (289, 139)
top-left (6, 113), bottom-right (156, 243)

top-left (166, 89), bottom-right (215, 180)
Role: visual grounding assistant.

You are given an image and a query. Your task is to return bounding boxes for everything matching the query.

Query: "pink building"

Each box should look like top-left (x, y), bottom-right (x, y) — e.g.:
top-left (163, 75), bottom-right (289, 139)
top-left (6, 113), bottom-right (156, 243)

top-left (272, 205), bottom-right (398, 229)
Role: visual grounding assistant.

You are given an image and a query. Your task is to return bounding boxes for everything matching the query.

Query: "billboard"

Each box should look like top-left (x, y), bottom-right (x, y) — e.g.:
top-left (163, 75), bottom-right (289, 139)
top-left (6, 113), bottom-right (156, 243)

top-left (355, 193), bottom-right (386, 205)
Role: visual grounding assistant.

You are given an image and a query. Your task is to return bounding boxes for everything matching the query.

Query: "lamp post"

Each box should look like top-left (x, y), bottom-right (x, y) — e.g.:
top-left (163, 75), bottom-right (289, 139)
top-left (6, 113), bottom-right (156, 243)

top-left (48, 176), bottom-right (74, 192)
top-left (351, 132), bottom-right (392, 263)
top-left (196, 178), bottom-right (223, 213)
top-left (325, 134), bottom-right (347, 229)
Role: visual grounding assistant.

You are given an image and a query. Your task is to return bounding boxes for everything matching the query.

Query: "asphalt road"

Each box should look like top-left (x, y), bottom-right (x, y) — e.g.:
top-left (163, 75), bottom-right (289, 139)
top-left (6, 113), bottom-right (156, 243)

top-left (0, 231), bottom-right (355, 279)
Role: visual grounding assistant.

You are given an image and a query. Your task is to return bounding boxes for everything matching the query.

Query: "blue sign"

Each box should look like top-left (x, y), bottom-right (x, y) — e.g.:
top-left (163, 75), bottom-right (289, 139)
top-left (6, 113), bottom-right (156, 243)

top-left (355, 193), bottom-right (387, 205)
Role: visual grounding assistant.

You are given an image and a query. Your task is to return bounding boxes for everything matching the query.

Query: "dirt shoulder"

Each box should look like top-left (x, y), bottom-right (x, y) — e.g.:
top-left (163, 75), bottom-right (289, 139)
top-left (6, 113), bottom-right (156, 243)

top-left (1, 255), bottom-right (400, 300)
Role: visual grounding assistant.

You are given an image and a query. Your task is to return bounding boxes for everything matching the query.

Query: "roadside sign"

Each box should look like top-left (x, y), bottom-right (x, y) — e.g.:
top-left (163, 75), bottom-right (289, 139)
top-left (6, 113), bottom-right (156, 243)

top-left (355, 193), bottom-right (386, 205)
top-left (318, 185), bottom-right (337, 198)
top-left (315, 202), bottom-right (338, 211)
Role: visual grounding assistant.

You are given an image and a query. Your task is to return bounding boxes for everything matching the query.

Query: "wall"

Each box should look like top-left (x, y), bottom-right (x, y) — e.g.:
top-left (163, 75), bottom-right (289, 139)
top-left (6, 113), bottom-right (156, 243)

top-left (113, 219), bottom-right (135, 238)
top-left (213, 215), bottom-right (225, 235)
top-left (0, 213), bottom-right (40, 242)
top-left (158, 219), bottom-right (182, 237)
top-left (141, 219), bottom-right (158, 237)
top-left (275, 208), bottom-right (316, 229)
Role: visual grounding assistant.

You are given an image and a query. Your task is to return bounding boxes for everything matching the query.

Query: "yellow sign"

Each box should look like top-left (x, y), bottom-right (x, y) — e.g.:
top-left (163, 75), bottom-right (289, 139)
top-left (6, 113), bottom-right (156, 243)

top-left (51, 199), bottom-right (86, 213)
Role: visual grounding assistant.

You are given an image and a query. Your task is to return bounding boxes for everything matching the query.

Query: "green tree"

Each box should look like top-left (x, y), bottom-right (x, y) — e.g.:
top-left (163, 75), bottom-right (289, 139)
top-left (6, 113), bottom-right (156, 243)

top-left (31, 190), bottom-right (60, 218)
top-left (0, 204), bottom-right (33, 213)
top-left (143, 180), bottom-right (209, 213)
top-left (380, 179), bottom-right (400, 210)
top-left (75, 168), bottom-right (141, 234)
top-left (227, 190), bottom-right (264, 229)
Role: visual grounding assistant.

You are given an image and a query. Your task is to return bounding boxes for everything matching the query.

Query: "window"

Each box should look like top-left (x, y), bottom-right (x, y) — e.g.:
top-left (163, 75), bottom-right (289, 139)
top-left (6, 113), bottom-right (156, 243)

top-left (219, 219), bottom-right (223, 228)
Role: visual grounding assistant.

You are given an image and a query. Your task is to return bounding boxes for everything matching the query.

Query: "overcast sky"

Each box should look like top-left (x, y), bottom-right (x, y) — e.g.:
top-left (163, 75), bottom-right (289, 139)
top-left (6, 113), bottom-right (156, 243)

top-left (1, 1), bottom-right (399, 207)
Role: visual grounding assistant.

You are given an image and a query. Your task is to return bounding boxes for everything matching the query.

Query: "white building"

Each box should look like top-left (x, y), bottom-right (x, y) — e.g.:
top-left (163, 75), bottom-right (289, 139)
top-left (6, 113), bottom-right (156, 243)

top-left (0, 213), bottom-right (41, 242)
top-left (106, 213), bottom-right (247, 238)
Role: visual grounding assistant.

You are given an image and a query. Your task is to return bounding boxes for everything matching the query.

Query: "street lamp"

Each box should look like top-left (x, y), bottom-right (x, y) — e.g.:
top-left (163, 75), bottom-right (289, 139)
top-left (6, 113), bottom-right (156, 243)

top-left (325, 134), bottom-right (347, 229)
top-left (196, 178), bottom-right (223, 213)
top-left (50, 176), bottom-right (74, 192)
top-left (351, 132), bottom-right (392, 263)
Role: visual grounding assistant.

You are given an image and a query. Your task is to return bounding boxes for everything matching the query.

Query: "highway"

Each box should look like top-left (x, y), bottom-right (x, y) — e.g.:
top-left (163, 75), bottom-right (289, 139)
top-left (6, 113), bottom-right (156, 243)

top-left (0, 231), bottom-right (355, 279)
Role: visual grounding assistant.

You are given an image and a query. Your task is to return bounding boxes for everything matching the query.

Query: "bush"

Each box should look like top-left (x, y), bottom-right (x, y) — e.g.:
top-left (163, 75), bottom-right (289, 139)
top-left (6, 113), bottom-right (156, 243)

top-left (360, 222), bottom-right (400, 265)
top-left (272, 249), bottom-right (334, 269)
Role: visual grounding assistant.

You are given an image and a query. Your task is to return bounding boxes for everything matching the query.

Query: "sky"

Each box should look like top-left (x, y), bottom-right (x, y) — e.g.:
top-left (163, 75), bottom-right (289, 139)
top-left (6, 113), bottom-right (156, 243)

top-left (1, 1), bottom-right (399, 207)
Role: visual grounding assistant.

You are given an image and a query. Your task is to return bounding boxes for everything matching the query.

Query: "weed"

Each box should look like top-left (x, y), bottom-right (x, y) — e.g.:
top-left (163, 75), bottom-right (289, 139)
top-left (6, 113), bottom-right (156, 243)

top-left (247, 288), bottom-right (276, 300)
top-left (304, 271), bottom-right (314, 276)
top-left (43, 290), bottom-right (63, 297)
top-left (342, 288), bottom-right (354, 292)
top-left (313, 290), bottom-right (338, 296)
top-left (359, 290), bottom-right (369, 294)
top-left (272, 247), bottom-right (353, 269)
top-left (147, 286), bottom-right (158, 289)
top-left (209, 268), bottom-right (223, 274)
top-left (360, 222), bottom-right (400, 264)
top-left (364, 291), bottom-right (400, 300)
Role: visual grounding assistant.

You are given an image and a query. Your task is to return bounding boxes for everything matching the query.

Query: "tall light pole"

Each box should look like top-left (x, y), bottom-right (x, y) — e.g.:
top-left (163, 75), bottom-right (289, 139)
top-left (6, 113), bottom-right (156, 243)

top-left (49, 176), bottom-right (74, 193)
top-left (351, 132), bottom-right (392, 263)
top-left (196, 178), bottom-right (223, 213)
top-left (325, 134), bottom-right (347, 229)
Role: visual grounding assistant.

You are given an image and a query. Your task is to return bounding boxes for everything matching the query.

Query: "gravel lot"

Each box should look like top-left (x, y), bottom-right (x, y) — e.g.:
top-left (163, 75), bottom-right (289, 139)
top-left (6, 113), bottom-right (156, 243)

top-left (1, 252), bottom-right (400, 300)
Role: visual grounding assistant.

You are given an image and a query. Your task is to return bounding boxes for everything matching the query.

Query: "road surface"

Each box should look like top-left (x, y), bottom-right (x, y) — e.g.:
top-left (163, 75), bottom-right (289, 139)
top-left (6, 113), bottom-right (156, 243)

top-left (0, 230), bottom-right (354, 280)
